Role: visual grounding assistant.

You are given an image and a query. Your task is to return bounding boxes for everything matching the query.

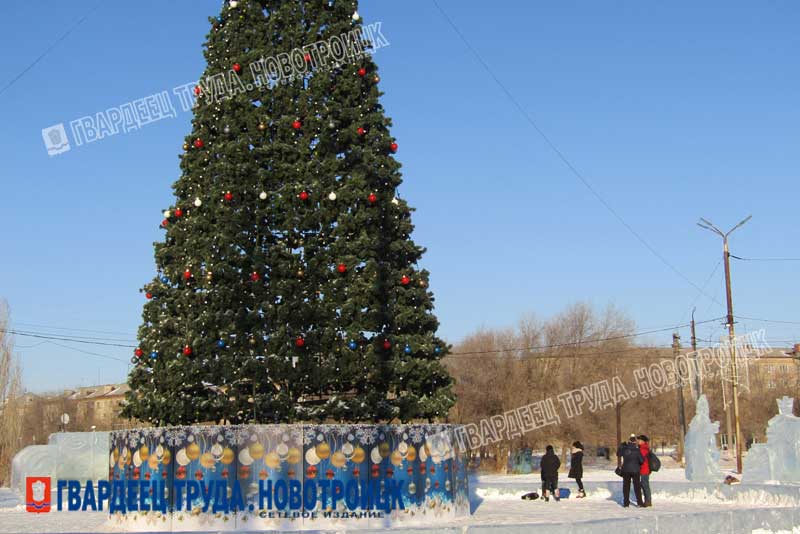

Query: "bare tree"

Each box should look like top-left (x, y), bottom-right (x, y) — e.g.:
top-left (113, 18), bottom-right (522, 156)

top-left (0, 301), bottom-right (24, 484)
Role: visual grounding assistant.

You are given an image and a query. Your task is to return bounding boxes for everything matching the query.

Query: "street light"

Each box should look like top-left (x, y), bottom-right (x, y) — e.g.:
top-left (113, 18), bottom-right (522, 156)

top-left (697, 215), bottom-right (752, 474)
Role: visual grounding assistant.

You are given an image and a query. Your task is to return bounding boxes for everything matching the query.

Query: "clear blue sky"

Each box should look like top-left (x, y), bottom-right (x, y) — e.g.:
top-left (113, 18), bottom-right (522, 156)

top-left (1, 1), bottom-right (797, 392)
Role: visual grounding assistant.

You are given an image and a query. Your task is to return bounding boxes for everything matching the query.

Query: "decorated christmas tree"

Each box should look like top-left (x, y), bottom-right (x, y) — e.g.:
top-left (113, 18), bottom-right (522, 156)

top-left (123, 0), bottom-right (455, 426)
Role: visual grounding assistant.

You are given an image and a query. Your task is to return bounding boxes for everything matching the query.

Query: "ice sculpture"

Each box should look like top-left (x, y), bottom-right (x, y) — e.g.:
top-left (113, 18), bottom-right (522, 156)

top-left (10, 432), bottom-right (109, 495)
top-left (743, 397), bottom-right (800, 483)
top-left (684, 395), bottom-right (722, 482)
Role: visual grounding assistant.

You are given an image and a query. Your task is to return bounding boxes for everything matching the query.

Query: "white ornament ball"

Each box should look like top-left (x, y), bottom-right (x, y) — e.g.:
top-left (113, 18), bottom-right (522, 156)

top-left (163, 210), bottom-right (171, 218)
top-left (328, 192), bottom-right (337, 201)
top-left (229, 1), bottom-right (238, 7)
top-left (391, 197), bottom-right (399, 205)
top-left (194, 198), bottom-right (202, 207)
top-left (259, 191), bottom-right (267, 200)
top-left (352, 11), bottom-right (360, 21)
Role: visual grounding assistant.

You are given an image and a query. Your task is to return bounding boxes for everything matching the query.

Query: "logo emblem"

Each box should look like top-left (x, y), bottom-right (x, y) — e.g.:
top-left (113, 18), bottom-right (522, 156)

top-left (26, 477), bottom-right (51, 513)
top-left (42, 123), bottom-right (70, 156)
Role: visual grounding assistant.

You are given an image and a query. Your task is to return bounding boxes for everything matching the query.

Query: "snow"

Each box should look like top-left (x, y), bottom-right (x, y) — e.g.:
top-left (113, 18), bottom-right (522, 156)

top-left (1, 467), bottom-right (798, 532)
top-left (684, 394), bottom-right (723, 482)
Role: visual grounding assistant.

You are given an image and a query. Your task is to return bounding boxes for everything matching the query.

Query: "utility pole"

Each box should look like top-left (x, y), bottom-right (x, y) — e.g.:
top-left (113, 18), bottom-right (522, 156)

top-left (697, 215), bottom-right (751, 474)
top-left (691, 308), bottom-right (702, 400)
top-left (673, 333), bottom-right (687, 465)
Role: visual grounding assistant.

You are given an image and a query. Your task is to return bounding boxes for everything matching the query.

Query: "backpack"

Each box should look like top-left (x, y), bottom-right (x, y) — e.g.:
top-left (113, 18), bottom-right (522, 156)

top-left (648, 451), bottom-right (661, 472)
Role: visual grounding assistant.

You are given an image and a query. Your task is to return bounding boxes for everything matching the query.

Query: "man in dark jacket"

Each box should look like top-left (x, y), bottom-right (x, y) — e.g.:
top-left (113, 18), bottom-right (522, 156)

top-left (616, 434), bottom-right (644, 507)
top-left (568, 440), bottom-right (585, 498)
top-left (540, 445), bottom-right (561, 502)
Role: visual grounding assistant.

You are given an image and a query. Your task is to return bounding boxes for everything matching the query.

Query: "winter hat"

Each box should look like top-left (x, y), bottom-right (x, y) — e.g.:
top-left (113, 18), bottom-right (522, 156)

top-left (546, 445), bottom-right (554, 453)
top-left (572, 441), bottom-right (584, 450)
top-left (629, 434), bottom-right (637, 443)
top-left (637, 434), bottom-right (649, 442)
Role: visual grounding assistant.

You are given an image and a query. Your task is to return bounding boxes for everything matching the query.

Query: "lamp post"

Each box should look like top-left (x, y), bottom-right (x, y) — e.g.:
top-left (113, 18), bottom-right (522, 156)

top-left (697, 215), bottom-right (752, 473)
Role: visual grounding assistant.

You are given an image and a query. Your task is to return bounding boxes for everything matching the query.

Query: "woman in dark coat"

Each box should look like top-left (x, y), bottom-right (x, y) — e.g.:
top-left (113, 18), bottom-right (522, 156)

top-left (568, 440), bottom-right (586, 498)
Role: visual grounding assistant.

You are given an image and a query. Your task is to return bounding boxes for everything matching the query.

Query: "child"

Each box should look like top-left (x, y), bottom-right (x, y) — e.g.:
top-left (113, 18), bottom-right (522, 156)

top-left (540, 445), bottom-right (561, 501)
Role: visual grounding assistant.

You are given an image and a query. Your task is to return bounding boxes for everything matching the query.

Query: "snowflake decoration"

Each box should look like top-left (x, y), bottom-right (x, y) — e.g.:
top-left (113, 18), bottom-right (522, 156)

top-left (303, 433), bottom-right (314, 446)
top-left (166, 429), bottom-right (186, 447)
top-left (409, 427), bottom-right (425, 444)
top-left (355, 427), bottom-right (378, 445)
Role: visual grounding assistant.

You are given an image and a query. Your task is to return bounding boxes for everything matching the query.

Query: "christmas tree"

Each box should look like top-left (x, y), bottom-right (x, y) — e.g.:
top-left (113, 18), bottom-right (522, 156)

top-left (123, 0), bottom-right (454, 426)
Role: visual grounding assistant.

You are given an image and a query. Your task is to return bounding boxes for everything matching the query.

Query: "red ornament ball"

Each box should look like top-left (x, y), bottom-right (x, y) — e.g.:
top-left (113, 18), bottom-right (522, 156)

top-left (368, 193), bottom-right (378, 204)
top-left (357, 67), bottom-right (366, 77)
top-left (295, 337), bottom-right (305, 348)
top-left (183, 345), bottom-right (193, 356)
top-left (250, 272), bottom-right (260, 282)
top-left (161, 219), bottom-right (169, 227)
top-left (232, 63), bottom-right (242, 73)
top-left (292, 120), bottom-right (302, 130)
top-left (382, 339), bottom-right (392, 350)
top-left (174, 208), bottom-right (183, 218)
top-left (134, 348), bottom-right (143, 357)
top-left (298, 191), bottom-right (309, 201)
top-left (193, 138), bottom-right (204, 148)
top-left (193, 86), bottom-right (201, 96)
top-left (390, 142), bottom-right (398, 153)
top-left (224, 191), bottom-right (233, 202)
top-left (337, 263), bottom-right (347, 273)
top-left (400, 275), bottom-right (410, 286)
top-left (183, 269), bottom-right (192, 280)
top-left (145, 292), bottom-right (153, 299)
top-left (304, 53), bottom-right (312, 63)
top-left (357, 127), bottom-right (366, 136)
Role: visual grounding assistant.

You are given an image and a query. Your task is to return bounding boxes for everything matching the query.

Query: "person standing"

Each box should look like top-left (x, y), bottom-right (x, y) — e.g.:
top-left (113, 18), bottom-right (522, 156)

top-left (540, 445), bottom-right (561, 502)
top-left (568, 441), bottom-right (585, 498)
top-left (638, 435), bottom-right (652, 507)
top-left (617, 434), bottom-right (645, 507)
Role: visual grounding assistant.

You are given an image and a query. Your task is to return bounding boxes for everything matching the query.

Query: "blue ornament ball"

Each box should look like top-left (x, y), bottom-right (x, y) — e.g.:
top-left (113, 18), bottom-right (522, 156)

top-left (348, 341), bottom-right (358, 350)
top-left (217, 340), bottom-right (226, 348)
top-left (160, 275), bottom-right (169, 284)
top-left (404, 344), bottom-right (412, 354)
top-left (150, 351), bottom-right (158, 359)
top-left (434, 346), bottom-right (441, 354)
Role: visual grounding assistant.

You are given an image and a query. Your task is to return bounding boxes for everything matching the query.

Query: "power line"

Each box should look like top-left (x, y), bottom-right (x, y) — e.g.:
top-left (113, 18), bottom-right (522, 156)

top-left (0, 328), bottom-right (135, 349)
top-left (0, 3), bottom-right (102, 97)
top-left (448, 317), bottom-right (724, 356)
top-left (730, 255), bottom-right (800, 262)
top-left (734, 315), bottom-right (800, 326)
top-left (447, 345), bottom-right (675, 359)
top-left (431, 0), bottom-right (721, 307)
top-left (45, 341), bottom-right (128, 363)
top-left (13, 321), bottom-right (136, 338)
top-left (9, 328), bottom-right (135, 344)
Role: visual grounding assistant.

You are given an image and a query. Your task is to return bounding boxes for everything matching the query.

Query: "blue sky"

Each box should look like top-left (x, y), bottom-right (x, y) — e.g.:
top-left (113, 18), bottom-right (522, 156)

top-left (1, 1), bottom-right (797, 392)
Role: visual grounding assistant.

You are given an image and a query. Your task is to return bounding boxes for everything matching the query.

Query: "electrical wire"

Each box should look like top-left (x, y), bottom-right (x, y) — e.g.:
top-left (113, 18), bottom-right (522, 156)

top-left (730, 255), bottom-right (800, 262)
top-left (430, 0), bottom-right (722, 307)
top-left (0, 328), bottom-right (135, 348)
top-left (734, 316), bottom-right (800, 326)
top-left (0, 2), bottom-right (102, 97)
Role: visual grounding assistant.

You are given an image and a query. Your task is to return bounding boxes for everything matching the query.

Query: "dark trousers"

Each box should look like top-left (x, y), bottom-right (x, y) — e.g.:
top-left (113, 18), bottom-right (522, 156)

top-left (574, 477), bottom-right (584, 491)
top-left (640, 474), bottom-right (651, 505)
top-left (622, 473), bottom-right (644, 506)
top-left (541, 476), bottom-right (558, 494)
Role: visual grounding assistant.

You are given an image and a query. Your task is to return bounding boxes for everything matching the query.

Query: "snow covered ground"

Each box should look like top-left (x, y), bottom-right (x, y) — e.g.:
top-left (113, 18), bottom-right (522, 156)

top-left (1, 468), bottom-right (798, 533)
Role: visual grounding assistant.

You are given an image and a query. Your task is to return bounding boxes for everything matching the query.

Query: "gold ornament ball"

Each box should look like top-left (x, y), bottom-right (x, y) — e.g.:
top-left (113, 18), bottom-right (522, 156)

top-left (315, 442), bottom-right (331, 460)
top-left (161, 449), bottom-right (172, 465)
top-left (258, 122), bottom-right (266, 131)
top-left (287, 447), bottom-right (302, 464)
top-left (296, 269), bottom-right (304, 278)
top-left (419, 280), bottom-right (428, 288)
top-left (183, 143), bottom-right (190, 150)
top-left (249, 442), bottom-right (265, 460)
top-left (351, 446), bottom-right (366, 464)
top-left (265, 452), bottom-right (281, 469)
top-left (405, 445), bottom-right (417, 462)
top-left (139, 445), bottom-right (150, 461)
top-left (220, 447), bottom-right (235, 465)
top-left (378, 442), bottom-right (390, 459)
top-left (330, 451), bottom-right (346, 468)
top-left (249, 337), bottom-right (257, 346)
top-left (200, 452), bottom-right (216, 469)
top-left (186, 443), bottom-right (201, 461)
